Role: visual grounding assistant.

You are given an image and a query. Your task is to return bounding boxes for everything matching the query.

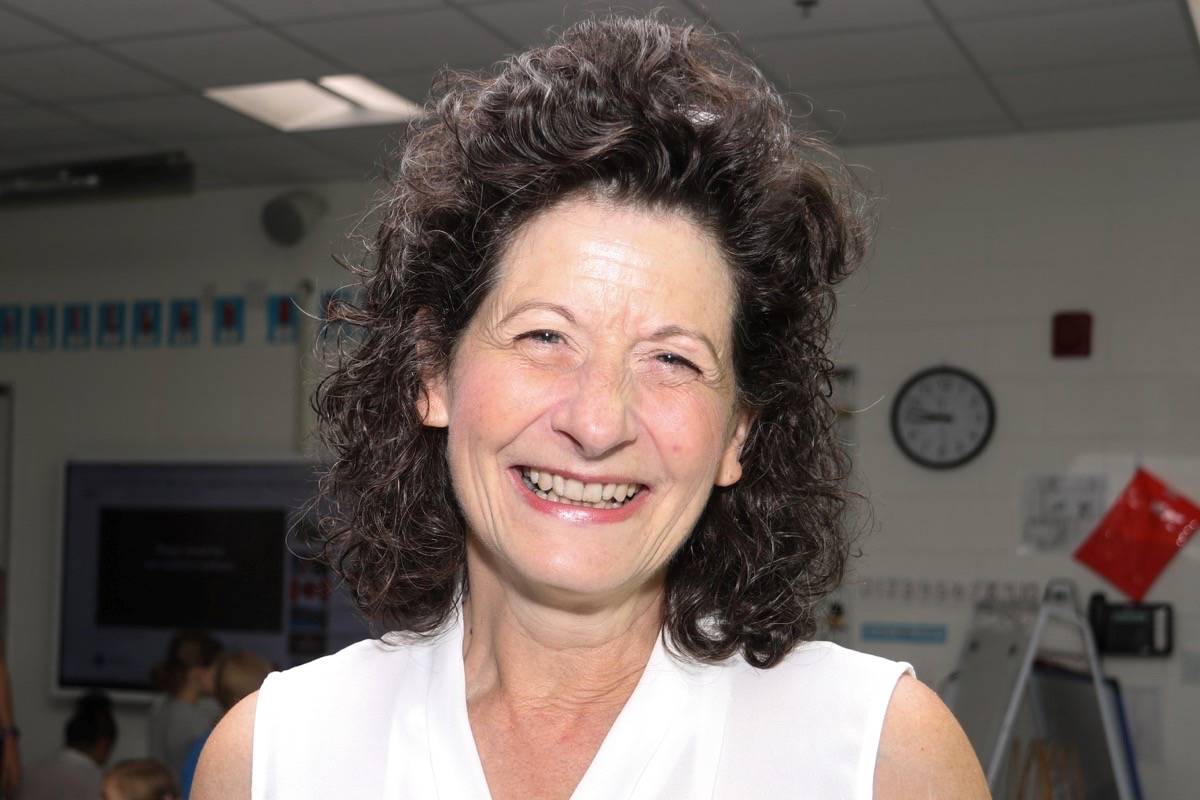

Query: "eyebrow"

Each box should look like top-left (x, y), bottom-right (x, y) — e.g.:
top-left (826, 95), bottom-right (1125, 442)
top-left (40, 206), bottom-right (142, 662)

top-left (498, 300), bottom-right (576, 327)
top-left (500, 302), bottom-right (720, 362)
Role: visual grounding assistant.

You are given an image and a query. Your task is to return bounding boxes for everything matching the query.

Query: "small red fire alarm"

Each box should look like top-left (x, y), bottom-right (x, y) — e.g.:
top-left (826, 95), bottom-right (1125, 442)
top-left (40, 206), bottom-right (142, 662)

top-left (1052, 311), bottom-right (1092, 358)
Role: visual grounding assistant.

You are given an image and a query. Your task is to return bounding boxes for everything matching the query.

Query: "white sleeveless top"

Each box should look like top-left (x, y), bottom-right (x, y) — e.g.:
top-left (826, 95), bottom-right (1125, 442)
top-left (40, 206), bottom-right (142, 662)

top-left (252, 612), bottom-right (912, 799)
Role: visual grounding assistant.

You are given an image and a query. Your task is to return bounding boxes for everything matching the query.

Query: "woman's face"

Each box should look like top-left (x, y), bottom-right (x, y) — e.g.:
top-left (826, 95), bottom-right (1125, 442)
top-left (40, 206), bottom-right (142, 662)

top-left (423, 197), bottom-right (750, 605)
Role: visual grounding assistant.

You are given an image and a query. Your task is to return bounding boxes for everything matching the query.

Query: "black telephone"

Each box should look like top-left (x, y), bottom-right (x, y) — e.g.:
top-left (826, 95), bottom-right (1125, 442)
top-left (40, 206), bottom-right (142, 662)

top-left (1087, 591), bottom-right (1173, 657)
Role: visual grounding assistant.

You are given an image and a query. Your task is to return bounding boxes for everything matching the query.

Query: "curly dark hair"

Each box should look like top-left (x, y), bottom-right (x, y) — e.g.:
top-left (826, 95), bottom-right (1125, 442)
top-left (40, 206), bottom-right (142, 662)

top-left (315, 14), bottom-right (869, 668)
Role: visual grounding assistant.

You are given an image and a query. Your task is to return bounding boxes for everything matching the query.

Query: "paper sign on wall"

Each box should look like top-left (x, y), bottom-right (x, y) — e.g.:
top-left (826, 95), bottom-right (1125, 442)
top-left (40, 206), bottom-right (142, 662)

top-left (27, 304), bottom-right (55, 351)
top-left (267, 294), bottom-right (299, 344)
top-left (213, 297), bottom-right (244, 346)
top-left (1022, 473), bottom-right (1107, 553)
top-left (168, 299), bottom-right (199, 347)
top-left (0, 307), bottom-right (20, 351)
top-left (131, 300), bottom-right (162, 348)
top-left (63, 304), bottom-right (91, 350)
top-left (97, 302), bottom-right (126, 349)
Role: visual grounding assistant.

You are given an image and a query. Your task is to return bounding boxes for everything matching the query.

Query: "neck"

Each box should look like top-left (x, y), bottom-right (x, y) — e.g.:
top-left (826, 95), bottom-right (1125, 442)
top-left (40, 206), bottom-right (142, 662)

top-left (462, 541), bottom-right (665, 712)
top-left (176, 683), bottom-right (200, 704)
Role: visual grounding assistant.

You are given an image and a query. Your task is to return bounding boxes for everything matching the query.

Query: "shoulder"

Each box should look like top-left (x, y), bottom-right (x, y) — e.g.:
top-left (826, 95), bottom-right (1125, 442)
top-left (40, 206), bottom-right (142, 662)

top-left (193, 636), bottom-right (429, 800)
top-left (873, 674), bottom-right (990, 799)
top-left (192, 691), bottom-right (256, 800)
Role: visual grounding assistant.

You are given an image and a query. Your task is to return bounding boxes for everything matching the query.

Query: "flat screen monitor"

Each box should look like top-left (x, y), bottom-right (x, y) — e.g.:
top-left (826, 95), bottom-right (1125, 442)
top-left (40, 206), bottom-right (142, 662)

top-left (58, 461), bottom-right (370, 693)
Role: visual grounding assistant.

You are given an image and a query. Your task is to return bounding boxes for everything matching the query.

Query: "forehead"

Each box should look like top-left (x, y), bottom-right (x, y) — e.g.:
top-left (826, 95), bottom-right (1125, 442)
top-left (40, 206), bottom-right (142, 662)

top-left (489, 198), bottom-right (735, 337)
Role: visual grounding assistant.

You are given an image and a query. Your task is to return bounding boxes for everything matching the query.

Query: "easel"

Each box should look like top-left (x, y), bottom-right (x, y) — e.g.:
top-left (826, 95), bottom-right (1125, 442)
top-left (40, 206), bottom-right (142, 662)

top-left (943, 579), bottom-right (1138, 799)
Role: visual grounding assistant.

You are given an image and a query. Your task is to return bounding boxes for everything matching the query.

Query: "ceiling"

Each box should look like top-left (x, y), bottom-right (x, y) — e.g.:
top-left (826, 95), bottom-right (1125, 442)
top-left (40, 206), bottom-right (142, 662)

top-left (1, 0), bottom-right (1198, 188)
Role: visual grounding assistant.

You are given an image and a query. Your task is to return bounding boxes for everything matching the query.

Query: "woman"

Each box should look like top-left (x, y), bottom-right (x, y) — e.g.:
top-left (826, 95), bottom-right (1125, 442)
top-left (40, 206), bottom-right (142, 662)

top-left (196, 16), bottom-right (988, 799)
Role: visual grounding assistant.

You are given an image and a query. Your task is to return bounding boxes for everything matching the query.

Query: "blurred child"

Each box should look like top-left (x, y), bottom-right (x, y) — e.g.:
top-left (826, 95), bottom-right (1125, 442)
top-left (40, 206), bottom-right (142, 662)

top-left (178, 651), bottom-right (272, 798)
top-left (146, 632), bottom-right (223, 779)
top-left (102, 759), bottom-right (179, 800)
top-left (18, 692), bottom-right (116, 800)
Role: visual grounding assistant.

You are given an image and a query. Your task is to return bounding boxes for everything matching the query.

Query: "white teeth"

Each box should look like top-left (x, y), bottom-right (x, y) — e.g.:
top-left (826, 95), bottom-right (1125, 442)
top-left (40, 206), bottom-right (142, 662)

top-left (522, 467), bottom-right (642, 508)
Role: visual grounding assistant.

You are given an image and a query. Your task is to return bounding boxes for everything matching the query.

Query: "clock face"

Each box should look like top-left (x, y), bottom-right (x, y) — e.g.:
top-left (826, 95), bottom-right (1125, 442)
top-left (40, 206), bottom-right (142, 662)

top-left (890, 366), bottom-right (995, 469)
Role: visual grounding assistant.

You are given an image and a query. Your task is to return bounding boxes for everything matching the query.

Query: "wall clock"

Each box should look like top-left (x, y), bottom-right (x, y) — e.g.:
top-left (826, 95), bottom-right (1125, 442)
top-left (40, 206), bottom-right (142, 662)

top-left (890, 366), bottom-right (995, 469)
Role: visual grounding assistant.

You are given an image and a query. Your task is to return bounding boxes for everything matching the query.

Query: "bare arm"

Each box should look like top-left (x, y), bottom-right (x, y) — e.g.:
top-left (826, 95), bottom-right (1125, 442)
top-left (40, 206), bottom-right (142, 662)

top-left (874, 674), bottom-right (991, 799)
top-left (191, 690), bottom-right (258, 800)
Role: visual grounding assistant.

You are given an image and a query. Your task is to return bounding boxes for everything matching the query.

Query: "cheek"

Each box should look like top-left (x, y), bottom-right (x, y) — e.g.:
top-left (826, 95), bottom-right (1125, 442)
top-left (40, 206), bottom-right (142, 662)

top-left (645, 392), bottom-right (728, 474)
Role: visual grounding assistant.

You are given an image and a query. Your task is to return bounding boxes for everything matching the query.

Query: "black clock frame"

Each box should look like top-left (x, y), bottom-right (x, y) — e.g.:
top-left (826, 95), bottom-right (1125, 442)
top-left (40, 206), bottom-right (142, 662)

top-left (889, 365), bottom-right (996, 470)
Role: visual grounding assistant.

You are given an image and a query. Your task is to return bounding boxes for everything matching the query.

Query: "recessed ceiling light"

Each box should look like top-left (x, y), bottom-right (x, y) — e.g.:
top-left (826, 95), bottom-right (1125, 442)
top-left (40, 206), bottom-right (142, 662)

top-left (319, 75), bottom-right (424, 117)
top-left (205, 76), bottom-right (422, 132)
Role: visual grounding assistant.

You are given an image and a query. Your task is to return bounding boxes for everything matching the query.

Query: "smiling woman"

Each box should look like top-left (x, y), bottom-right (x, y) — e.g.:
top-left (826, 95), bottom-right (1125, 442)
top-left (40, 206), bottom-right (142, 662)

top-left (192, 14), bottom-right (988, 800)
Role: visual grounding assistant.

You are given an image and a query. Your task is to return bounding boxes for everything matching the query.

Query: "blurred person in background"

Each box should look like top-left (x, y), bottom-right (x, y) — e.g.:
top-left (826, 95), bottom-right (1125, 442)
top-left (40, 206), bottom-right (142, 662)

top-left (146, 632), bottom-right (222, 779)
top-left (102, 759), bottom-right (180, 800)
top-left (179, 651), bottom-right (271, 798)
top-left (17, 691), bottom-right (115, 800)
top-left (0, 647), bottom-right (19, 798)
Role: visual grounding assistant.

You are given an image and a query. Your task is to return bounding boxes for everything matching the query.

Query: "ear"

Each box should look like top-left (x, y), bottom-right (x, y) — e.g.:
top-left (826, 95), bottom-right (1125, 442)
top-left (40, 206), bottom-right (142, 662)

top-left (715, 408), bottom-right (753, 487)
top-left (417, 369), bottom-right (449, 428)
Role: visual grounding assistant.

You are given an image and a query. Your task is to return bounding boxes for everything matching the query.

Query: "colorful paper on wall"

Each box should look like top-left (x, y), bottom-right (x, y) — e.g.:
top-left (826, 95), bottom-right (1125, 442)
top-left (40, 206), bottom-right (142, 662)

top-left (27, 304), bottom-right (55, 351)
top-left (131, 300), bottom-right (162, 348)
top-left (1073, 467), bottom-right (1200, 602)
top-left (97, 302), bottom-right (126, 349)
top-left (213, 296), bottom-right (244, 346)
top-left (860, 622), bottom-right (948, 645)
top-left (168, 299), bottom-right (199, 347)
top-left (267, 294), bottom-right (299, 344)
top-left (63, 304), bottom-right (91, 350)
top-left (0, 307), bottom-right (22, 351)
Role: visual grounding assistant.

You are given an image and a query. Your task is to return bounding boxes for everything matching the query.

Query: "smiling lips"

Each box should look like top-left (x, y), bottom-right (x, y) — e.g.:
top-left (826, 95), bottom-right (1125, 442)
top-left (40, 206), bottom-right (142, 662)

top-left (519, 466), bottom-right (644, 510)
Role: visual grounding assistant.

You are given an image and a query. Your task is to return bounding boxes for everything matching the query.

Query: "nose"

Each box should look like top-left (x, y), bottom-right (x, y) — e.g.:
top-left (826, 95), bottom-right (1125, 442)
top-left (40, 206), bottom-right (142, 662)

top-left (550, 355), bottom-right (637, 459)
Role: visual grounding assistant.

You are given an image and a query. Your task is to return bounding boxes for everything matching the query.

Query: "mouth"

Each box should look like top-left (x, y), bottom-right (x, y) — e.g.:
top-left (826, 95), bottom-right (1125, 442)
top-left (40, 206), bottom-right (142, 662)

top-left (516, 466), bottom-right (646, 510)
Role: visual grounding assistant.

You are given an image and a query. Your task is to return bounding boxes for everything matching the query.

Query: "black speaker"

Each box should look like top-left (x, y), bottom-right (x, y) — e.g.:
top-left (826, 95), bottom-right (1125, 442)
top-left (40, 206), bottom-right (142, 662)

top-left (261, 190), bottom-right (328, 246)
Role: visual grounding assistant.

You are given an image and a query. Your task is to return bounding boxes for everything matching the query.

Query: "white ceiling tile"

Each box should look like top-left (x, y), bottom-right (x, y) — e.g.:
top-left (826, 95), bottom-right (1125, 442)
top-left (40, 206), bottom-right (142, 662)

top-left (180, 135), bottom-right (362, 184)
top-left (66, 95), bottom-right (271, 143)
top-left (467, 0), bottom-right (702, 48)
top-left (0, 6), bottom-right (70, 50)
top-left (223, 0), bottom-right (440, 23)
top-left (377, 71), bottom-right (437, 105)
top-left (954, 2), bottom-right (1193, 73)
top-left (1, 0), bottom-right (248, 40)
top-left (929, 0), bottom-right (1171, 22)
top-left (801, 77), bottom-right (1013, 142)
top-left (696, 0), bottom-right (933, 39)
top-left (283, 8), bottom-right (514, 74)
top-left (299, 125), bottom-right (407, 176)
top-left (995, 55), bottom-right (1200, 118)
top-left (1024, 104), bottom-right (1200, 132)
top-left (750, 26), bottom-right (973, 89)
top-left (0, 105), bottom-right (130, 150)
top-left (0, 46), bottom-right (176, 101)
top-left (107, 28), bottom-right (342, 89)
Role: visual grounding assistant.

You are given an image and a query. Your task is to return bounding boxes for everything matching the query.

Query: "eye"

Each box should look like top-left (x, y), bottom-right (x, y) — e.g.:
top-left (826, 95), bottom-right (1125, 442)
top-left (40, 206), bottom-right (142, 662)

top-left (516, 329), bottom-right (564, 346)
top-left (656, 352), bottom-right (701, 373)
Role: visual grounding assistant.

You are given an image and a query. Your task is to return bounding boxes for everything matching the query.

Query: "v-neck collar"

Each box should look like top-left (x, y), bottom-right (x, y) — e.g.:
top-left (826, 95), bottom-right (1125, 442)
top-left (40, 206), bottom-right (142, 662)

top-left (418, 608), bottom-right (730, 800)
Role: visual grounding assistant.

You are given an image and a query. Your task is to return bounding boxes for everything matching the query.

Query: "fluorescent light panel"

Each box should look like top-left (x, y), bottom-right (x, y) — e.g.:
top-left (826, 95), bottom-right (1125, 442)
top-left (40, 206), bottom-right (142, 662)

top-left (205, 75), bottom-right (422, 132)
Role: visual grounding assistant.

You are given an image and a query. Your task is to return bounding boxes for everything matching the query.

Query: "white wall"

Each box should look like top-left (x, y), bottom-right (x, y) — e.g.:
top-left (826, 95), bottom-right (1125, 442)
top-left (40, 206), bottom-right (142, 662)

top-left (837, 118), bottom-right (1200, 797)
top-left (0, 117), bottom-right (1197, 794)
top-left (0, 180), bottom-right (370, 765)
